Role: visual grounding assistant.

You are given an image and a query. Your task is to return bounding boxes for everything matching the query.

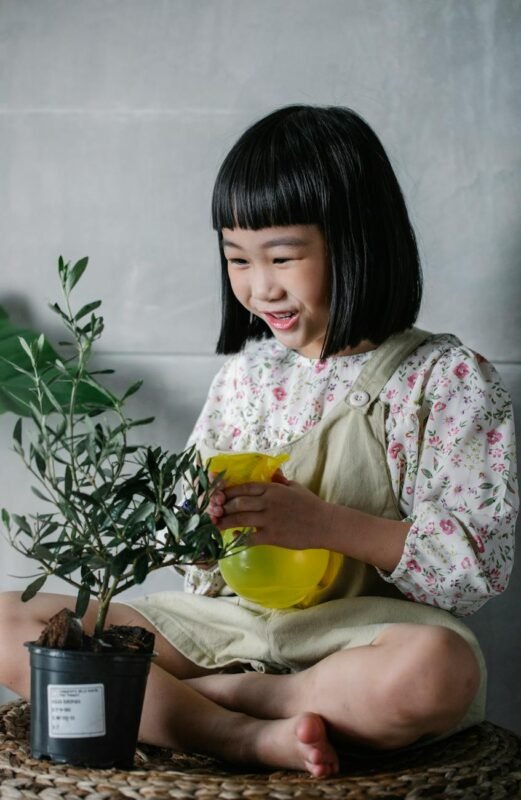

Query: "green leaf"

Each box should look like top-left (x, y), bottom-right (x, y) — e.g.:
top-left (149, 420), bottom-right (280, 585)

top-left (54, 559), bottom-right (80, 577)
top-left (74, 300), bottom-right (102, 321)
top-left (38, 521), bottom-right (60, 539)
top-left (421, 469), bottom-right (433, 479)
top-left (12, 514), bottom-right (32, 534)
top-left (49, 302), bottom-right (67, 320)
top-left (129, 416), bottom-right (155, 429)
top-left (121, 380), bottom-right (143, 401)
top-left (197, 467), bottom-right (209, 491)
top-left (146, 448), bottom-right (160, 485)
top-left (31, 486), bottom-right (51, 502)
top-left (40, 382), bottom-right (64, 414)
top-left (13, 418), bottom-right (22, 446)
top-left (21, 574), bottom-right (47, 602)
top-left (111, 549), bottom-right (131, 578)
top-left (75, 585), bottom-right (91, 618)
top-left (107, 497), bottom-right (132, 522)
top-left (64, 466), bottom-right (72, 497)
top-left (34, 451), bottom-right (46, 478)
top-left (18, 337), bottom-right (35, 364)
top-left (1, 508), bottom-right (10, 529)
top-left (161, 506), bottom-right (179, 539)
top-left (185, 513), bottom-right (201, 533)
top-left (86, 555), bottom-right (106, 569)
top-left (133, 553), bottom-right (148, 584)
top-left (67, 257), bottom-right (89, 292)
top-left (32, 544), bottom-right (54, 560)
top-left (125, 501), bottom-right (155, 528)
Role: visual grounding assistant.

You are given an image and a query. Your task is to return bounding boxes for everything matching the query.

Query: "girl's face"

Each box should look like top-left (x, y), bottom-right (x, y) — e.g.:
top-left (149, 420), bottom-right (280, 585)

top-left (222, 224), bottom-right (330, 358)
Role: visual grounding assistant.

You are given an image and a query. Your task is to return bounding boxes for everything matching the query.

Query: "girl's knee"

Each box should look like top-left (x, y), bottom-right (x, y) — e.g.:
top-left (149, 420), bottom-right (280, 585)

top-left (0, 591), bottom-right (76, 637)
top-left (380, 625), bottom-right (481, 738)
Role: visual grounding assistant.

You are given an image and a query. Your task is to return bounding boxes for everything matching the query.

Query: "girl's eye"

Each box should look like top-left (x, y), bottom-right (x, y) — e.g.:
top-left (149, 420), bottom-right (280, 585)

top-left (273, 257), bottom-right (291, 264)
top-left (228, 258), bottom-right (249, 266)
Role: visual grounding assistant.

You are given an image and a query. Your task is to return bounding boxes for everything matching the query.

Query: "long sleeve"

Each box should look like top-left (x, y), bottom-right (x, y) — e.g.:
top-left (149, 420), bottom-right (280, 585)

top-left (180, 335), bottom-right (517, 613)
top-left (381, 343), bottom-right (518, 616)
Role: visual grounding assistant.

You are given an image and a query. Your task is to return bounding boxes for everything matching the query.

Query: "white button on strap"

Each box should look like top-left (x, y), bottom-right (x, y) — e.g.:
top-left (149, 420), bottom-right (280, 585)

top-left (349, 390), bottom-right (370, 407)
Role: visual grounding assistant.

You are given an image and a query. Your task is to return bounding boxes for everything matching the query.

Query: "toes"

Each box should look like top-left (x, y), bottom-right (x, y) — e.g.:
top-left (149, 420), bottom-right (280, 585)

top-left (296, 713), bottom-right (326, 745)
top-left (308, 760), bottom-right (337, 779)
top-left (295, 714), bottom-right (339, 777)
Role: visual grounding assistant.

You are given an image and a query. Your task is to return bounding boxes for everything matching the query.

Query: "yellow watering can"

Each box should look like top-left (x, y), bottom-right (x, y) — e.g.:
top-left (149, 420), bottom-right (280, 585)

top-left (209, 452), bottom-right (343, 609)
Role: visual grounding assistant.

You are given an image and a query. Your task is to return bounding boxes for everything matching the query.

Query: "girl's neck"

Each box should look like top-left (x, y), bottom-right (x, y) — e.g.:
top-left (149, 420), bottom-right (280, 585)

top-left (335, 339), bottom-right (377, 357)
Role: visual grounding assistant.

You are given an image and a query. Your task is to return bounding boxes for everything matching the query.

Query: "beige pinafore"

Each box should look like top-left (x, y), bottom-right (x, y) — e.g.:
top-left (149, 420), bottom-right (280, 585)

top-left (127, 327), bottom-right (486, 732)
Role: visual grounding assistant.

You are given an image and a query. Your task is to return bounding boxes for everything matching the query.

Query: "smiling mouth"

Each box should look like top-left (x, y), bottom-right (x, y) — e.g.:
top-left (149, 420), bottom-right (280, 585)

top-left (263, 311), bottom-right (299, 330)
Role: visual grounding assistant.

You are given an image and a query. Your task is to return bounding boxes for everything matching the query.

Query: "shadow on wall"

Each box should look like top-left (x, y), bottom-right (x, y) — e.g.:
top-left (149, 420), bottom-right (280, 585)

top-left (0, 294), bottom-right (39, 329)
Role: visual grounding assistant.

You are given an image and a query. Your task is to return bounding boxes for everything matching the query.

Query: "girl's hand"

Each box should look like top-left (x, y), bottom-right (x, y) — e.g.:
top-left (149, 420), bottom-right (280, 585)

top-left (209, 473), bottom-right (331, 551)
top-left (207, 469), bottom-right (288, 525)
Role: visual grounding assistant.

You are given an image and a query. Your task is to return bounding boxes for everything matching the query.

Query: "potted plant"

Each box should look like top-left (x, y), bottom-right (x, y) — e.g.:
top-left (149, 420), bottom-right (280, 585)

top-left (0, 256), bottom-right (231, 768)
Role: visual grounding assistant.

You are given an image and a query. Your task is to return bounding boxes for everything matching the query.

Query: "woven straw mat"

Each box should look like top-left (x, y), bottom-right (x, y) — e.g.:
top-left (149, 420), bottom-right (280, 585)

top-left (1, 701), bottom-right (521, 800)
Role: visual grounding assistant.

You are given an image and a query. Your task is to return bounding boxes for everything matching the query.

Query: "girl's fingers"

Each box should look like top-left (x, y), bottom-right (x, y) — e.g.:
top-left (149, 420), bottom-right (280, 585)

top-left (211, 489), bottom-right (227, 504)
top-left (216, 512), bottom-right (261, 531)
top-left (223, 495), bottom-right (266, 515)
top-left (222, 482), bottom-right (267, 499)
top-left (208, 504), bottom-right (224, 519)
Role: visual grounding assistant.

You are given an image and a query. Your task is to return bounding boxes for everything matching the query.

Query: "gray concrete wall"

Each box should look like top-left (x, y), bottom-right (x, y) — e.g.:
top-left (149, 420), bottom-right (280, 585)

top-left (1, 0), bottom-right (520, 733)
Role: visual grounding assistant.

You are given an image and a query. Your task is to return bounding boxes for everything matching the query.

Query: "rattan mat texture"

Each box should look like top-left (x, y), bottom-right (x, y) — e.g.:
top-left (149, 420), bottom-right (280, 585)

top-left (1, 701), bottom-right (521, 800)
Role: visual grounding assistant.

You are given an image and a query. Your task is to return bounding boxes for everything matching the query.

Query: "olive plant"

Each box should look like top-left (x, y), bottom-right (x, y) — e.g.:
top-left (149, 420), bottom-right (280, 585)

top-left (1, 257), bottom-right (231, 641)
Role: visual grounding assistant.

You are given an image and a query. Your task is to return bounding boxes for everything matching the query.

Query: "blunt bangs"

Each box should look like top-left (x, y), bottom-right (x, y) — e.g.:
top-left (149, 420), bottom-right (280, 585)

top-left (212, 110), bottom-right (328, 232)
top-left (213, 105), bottom-right (422, 357)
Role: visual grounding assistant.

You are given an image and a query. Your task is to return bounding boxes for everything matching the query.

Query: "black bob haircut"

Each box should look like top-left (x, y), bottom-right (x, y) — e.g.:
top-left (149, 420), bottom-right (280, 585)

top-left (212, 105), bottom-right (422, 358)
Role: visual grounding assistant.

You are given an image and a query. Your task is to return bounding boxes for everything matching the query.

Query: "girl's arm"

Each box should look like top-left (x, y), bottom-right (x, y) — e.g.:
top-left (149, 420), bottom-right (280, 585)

top-left (211, 478), bottom-right (409, 573)
top-left (376, 344), bottom-right (518, 616)
top-left (213, 342), bottom-right (518, 616)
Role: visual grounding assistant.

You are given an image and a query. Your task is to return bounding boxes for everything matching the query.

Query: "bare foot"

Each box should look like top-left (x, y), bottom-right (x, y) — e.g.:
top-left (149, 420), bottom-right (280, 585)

top-left (244, 712), bottom-right (339, 778)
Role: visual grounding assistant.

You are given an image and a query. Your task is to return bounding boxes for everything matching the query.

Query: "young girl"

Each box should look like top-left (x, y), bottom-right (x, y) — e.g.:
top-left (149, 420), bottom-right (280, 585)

top-left (0, 105), bottom-right (517, 779)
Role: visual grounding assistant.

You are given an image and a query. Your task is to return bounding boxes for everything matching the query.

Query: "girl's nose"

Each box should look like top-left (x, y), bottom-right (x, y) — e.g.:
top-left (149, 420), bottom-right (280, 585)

top-left (251, 267), bottom-right (284, 301)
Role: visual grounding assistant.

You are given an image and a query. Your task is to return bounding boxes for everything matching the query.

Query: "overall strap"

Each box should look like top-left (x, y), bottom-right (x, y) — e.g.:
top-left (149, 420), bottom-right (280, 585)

top-left (346, 327), bottom-right (432, 415)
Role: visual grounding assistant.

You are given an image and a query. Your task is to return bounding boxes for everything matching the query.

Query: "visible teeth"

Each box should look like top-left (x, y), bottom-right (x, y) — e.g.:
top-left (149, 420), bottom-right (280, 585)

top-left (273, 312), bottom-right (294, 319)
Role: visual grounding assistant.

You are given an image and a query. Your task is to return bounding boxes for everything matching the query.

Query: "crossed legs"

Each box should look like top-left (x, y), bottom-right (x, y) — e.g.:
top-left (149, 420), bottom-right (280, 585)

top-left (0, 592), bottom-right (481, 776)
top-left (187, 623), bottom-right (482, 749)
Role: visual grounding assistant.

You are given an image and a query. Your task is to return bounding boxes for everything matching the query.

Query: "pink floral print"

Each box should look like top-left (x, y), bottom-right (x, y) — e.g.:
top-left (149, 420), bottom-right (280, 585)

top-left (453, 362), bottom-right (470, 379)
top-left (188, 333), bottom-right (518, 616)
top-left (273, 386), bottom-right (287, 402)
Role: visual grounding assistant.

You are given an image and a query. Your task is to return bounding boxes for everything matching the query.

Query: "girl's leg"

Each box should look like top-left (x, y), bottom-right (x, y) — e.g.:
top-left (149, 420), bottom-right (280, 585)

top-left (0, 592), bottom-right (339, 777)
top-left (186, 624), bottom-right (482, 749)
top-left (141, 660), bottom-right (339, 775)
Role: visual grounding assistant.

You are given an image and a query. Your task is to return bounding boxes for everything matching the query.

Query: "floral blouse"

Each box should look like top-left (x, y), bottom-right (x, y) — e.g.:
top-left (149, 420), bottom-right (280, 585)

top-left (185, 332), bottom-right (518, 617)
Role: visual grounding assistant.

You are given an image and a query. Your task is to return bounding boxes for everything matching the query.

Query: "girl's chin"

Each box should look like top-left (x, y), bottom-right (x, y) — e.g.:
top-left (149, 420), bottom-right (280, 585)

top-left (272, 330), bottom-right (324, 359)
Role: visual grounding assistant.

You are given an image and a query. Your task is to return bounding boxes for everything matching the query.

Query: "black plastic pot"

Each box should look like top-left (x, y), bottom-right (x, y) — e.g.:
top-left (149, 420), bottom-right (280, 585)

top-left (26, 643), bottom-right (154, 768)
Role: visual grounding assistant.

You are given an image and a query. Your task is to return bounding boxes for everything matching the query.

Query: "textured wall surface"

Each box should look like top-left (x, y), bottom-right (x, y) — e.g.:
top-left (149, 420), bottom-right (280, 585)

top-left (0, 0), bottom-right (520, 732)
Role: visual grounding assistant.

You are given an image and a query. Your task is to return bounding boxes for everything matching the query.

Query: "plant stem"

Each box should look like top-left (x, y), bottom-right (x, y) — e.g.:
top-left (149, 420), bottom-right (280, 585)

top-left (93, 580), bottom-right (119, 639)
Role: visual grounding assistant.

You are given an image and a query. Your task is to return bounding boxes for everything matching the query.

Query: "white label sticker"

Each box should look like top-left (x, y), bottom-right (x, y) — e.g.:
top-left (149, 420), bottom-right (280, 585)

top-left (47, 684), bottom-right (106, 738)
